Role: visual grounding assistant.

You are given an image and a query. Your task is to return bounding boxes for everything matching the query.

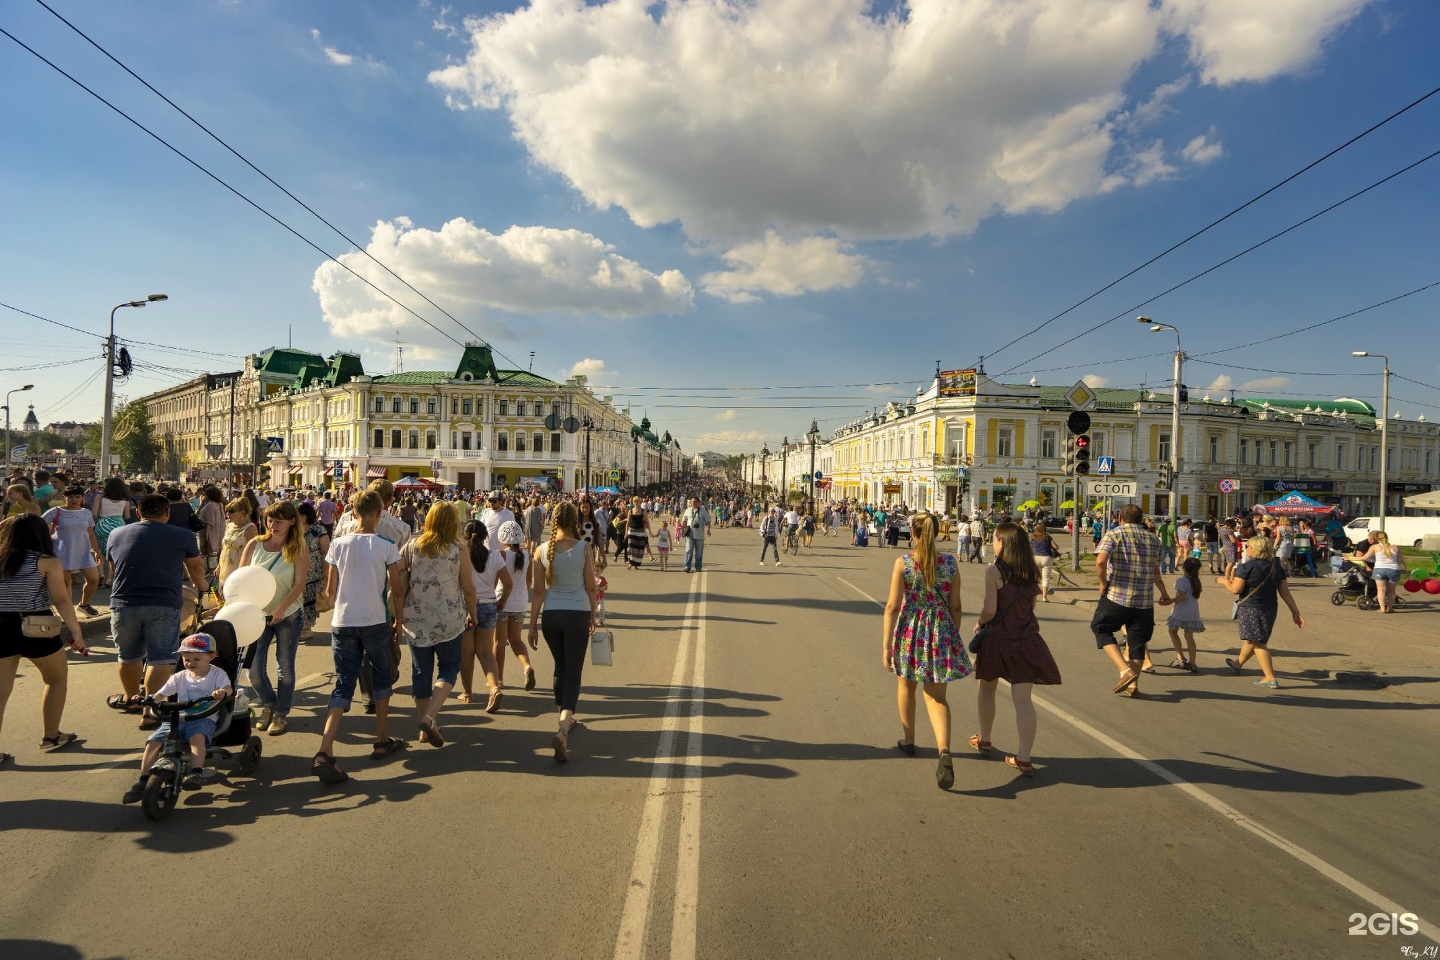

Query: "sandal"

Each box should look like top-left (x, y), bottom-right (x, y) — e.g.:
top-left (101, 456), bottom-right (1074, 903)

top-left (553, 723), bottom-right (571, 763)
top-left (455, 692), bottom-right (475, 704)
top-left (524, 666), bottom-right (536, 691)
top-left (967, 734), bottom-right (993, 756)
top-left (369, 737), bottom-right (407, 761)
top-left (107, 694), bottom-right (144, 714)
top-left (138, 715), bottom-right (161, 731)
top-left (1168, 657), bottom-right (1188, 670)
top-left (40, 732), bottom-right (78, 752)
top-left (312, 751), bottom-right (349, 783)
top-left (935, 750), bottom-right (954, 790)
top-left (485, 688), bottom-right (503, 714)
top-left (418, 716), bottom-right (445, 748)
top-left (181, 769), bottom-right (204, 791)
top-left (1005, 756), bottom-right (1035, 777)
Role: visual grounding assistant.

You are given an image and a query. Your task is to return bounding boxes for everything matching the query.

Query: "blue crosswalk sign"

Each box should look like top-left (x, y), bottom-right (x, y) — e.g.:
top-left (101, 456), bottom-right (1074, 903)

top-left (1096, 456), bottom-right (1114, 475)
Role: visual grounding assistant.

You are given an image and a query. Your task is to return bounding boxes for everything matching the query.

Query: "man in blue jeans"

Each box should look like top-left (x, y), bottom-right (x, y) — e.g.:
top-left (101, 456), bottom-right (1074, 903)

top-left (680, 496), bottom-right (711, 573)
top-left (106, 493), bottom-right (207, 729)
top-left (313, 490), bottom-right (406, 783)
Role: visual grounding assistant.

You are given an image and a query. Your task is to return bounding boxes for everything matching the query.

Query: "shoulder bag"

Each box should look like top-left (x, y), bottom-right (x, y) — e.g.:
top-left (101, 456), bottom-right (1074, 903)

top-left (22, 609), bottom-right (64, 638)
top-left (969, 582), bottom-right (1026, 655)
top-left (1231, 561), bottom-right (1275, 620)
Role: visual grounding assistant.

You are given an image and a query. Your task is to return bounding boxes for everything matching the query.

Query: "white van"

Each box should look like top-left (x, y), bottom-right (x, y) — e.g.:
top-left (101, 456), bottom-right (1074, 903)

top-left (1344, 516), bottom-right (1440, 548)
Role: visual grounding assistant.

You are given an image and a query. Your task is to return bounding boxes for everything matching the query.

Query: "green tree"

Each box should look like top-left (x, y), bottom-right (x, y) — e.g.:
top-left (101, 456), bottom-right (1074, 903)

top-left (90, 401), bottom-right (160, 474)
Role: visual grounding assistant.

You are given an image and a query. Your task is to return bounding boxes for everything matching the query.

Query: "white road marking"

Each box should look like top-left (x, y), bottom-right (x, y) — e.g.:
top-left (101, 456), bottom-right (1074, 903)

top-left (833, 573), bottom-right (1439, 941)
top-left (669, 572), bottom-right (708, 960)
top-left (613, 574), bottom-right (703, 960)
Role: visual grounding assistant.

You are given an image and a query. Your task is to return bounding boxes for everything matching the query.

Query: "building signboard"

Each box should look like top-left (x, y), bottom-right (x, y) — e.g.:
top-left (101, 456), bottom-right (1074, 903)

top-left (1262, 479), bottom-right (1335, 493)
top-left (938, 369), bottom-right (977, 398)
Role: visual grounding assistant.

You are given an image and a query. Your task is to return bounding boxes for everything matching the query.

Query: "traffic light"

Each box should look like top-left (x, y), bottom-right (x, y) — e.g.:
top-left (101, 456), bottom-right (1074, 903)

top-left (1074, 434), bottom-right (1091, 475)
top-left (1178, 384), bottom-right (1189, 403)
top-left (1156, 463), bottom-right (1171, 490)
top-left (258, 463), bottom-right (272, 486)
top-left (1060, 437), bottom-right (1074, 474)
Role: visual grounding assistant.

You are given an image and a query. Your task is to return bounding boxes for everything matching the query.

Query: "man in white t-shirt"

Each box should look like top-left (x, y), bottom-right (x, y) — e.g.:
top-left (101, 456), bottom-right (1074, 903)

top-left (480, 492), bottom-right (515, 552)
top-left (332, 479), bottom-right (411, 548)
top-left (783, 507), bottom-right (800, 540)
top-left (314, 490), bottom-right (405, 784)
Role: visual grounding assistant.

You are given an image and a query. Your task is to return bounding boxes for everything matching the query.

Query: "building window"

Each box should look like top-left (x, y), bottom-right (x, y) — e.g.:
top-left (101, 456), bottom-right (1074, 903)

top-left (947, 435), bottom-right (965, 464)
top-left (409, 398), bottom-right (419, 414)
top-left (500, 399), bottom-right (509, 416)
top-left (1158, 431), bottom-right (1171, 464)
top-left (1308, 442), bottom-right (1319, 470)
top-left (1371, 447), bottom-right (1378, 471)
top-left (451, 431), bottom-right (458, 449)
top-left (462, 398), bottom-right (473, 416)
top-left (374, 396), bottom-right (384, 413)
top-left (452, 399), bottom-right (459, 415)
top-left (391, 429), bottom-right (402, 448)
top-left (1284, 441), bottom-right (1294, 468)
top-left (1209, 435), bottom-right (1220, 464)
top-left (426, 430), bottom-right (437, 450)
top-left (373, 428), bottom-right (384, 448)
top-left (551, 432), bottom-right (562, 453)
top-left (461, 432), bottom-right (472, 451)
top-left (996, 426), bottom-right (1013, 458)
top-left (534, 432), bottom-right (544, 453)
top-left (516, 400), bottom-right (526, 416)
top-left (1268, 440), bottom-right (1278, 466)
top-left (1091, 432), bottom-right (1106, 458)
top-left (516, 433), bottom-right (527, 452)
top-left (392, 397), bottom-right (402, 414)
top-left (1041, 430), bottom-right (1057, 460)
top-left (1240, 438), bottom-right (1250, 465)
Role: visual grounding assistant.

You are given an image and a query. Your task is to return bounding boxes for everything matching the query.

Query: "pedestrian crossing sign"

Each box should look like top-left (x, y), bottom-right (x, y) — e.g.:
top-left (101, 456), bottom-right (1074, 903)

top-left (1096, 456), bottom-right (1114, 475)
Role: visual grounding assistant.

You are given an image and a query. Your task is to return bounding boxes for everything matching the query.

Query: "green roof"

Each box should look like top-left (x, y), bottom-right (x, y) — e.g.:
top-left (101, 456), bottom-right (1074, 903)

top-left (371, 369), bottom-right (559, 387)
top-left (257, 347), bottom-right (327, 378)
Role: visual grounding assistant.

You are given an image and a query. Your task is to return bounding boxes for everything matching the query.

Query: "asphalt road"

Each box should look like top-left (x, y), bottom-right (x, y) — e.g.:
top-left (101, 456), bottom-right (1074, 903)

top-left (2, 526), bottom-right (1437, 960)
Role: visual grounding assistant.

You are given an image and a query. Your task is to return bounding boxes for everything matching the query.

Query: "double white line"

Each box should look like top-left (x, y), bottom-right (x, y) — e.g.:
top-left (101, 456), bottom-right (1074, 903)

top-left (613, 572), bottom-right (709, 960)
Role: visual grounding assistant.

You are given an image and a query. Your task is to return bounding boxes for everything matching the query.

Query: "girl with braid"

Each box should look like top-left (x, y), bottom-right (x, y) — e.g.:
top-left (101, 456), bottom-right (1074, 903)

top-left (527, 500), bottom-right (598, 762)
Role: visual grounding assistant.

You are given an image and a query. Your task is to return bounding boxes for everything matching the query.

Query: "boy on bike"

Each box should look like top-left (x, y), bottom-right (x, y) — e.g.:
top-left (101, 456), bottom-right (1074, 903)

top-left (122, 632), bottom-right (232, 802)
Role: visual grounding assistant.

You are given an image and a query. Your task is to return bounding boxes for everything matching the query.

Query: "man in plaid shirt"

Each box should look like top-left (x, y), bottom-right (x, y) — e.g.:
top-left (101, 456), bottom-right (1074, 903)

top-left (1091, 504), bottom-right (1171, 696)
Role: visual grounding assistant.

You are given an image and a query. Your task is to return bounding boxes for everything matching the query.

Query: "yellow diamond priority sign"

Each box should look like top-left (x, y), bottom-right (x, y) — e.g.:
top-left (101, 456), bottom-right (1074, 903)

top-left (1065, 381), bottom-right (1098, 411)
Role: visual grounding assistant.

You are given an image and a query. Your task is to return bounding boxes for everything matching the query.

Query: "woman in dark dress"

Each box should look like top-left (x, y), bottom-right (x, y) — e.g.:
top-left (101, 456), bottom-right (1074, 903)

top-left (625, 497), bottom-right (652, 570)
top-left (969, 521), bottom-right (1061, 776)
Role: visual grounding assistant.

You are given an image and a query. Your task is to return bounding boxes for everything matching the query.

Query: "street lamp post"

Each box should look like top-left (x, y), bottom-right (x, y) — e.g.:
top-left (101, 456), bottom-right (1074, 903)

top-left (761, 444), bottom-right (771, 497)
top-left (807, 420), bottom-right (820, 516)
top-left (101, 294), bottom-right (167, 477)
top-left (1140, 316), bottom-right (1183, 524)
top-left (781, 436), bottom-right (789, 506)
top-left (4, 383), bottom-right (34, 470)
top-left (633, 435), bottom-right (640, 494)
top-left (1352, 351), bottom-right (1390, 529)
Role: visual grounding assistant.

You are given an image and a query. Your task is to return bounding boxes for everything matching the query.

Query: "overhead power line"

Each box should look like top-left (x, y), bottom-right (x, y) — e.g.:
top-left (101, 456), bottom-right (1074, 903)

top-left (994, 146), bottom-right (1440, 378)
top-left (975, 82), bottom-right (1440, 369)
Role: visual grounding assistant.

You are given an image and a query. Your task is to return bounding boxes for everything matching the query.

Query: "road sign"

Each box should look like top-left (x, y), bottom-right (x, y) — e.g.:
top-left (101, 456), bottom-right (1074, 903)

top-left (813, 471), bottom-right (823, 480)
top-left (1218, 478), bottom-right (1237, 493)
top-left (431, 459), bottom-right (443, 473)
top-left (205, 443), bottom-right (226, 460)
top-left (1096, 456), bottom-right (1115, 475)
top-left (1089, 480), bottom-right (1136, 497)
top-left (1064, 381), bottom-right (1098, 411)
top-left (333, 460), bottom-right (344, 477)
top-left (266, 436), bottom-right (284, 454)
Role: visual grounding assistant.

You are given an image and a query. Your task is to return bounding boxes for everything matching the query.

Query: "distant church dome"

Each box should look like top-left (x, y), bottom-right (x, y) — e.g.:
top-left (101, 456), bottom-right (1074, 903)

top-left (23, 404), bottom-right (39, 433)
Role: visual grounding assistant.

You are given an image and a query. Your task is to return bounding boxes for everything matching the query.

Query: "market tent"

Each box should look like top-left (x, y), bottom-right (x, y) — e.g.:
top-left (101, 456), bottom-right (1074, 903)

top-left (1403, 490), bottom-right (1440, 511)
top-left (1057, 500), bottom-right (1076, 510)
top-left (394, 476), bottom-right (441, 490)
top-left (1253, 491), bottom-right (1337, 516)
top-left (1018, 499), bottom-right (1041, 510)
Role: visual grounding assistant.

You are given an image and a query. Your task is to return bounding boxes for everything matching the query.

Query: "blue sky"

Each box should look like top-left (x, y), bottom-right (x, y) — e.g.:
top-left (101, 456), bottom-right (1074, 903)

top-left (2, 0), bottom-right (1437, 453)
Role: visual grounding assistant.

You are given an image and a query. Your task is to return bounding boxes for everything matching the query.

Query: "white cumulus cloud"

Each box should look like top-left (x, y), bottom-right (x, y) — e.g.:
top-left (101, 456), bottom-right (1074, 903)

top-left (700, 232), bottom-right (865, 302)
top-left (714, 409), bottom-right (740, 422)
top-left (1082, 374), bottom-right (1110, 388)
top-left (1181, 128), bottom-right (1225, 164)
top-left (312, 217), bottom-right (694, 346)
top-left (430, 0), bottom-right (1368, 251)
top-left (1240, 376), bottom-right (1294, 392)
top-left (566, 358), bottom-right (611, 380)
top-left (1205, 374), bottom-right (1235, 392)
top-left (1160, 0), bottom-right (1372, 86)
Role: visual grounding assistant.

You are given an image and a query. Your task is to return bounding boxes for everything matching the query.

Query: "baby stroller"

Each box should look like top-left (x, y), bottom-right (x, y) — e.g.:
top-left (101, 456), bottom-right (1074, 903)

top-left (135, 620), bottom-right (263, 821)
top-left (1329, 560), bottom-right (1407, 611)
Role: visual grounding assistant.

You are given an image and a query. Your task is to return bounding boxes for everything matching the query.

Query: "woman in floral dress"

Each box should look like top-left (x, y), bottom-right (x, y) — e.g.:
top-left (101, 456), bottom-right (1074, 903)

top-left (881, 511), bottom-right (970, 790)
top-left (394, 503), bottom-right (475, 747)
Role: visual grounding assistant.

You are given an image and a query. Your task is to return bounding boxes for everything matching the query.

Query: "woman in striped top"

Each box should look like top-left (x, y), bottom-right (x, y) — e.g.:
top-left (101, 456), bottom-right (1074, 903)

top-left (0, 515), bottom-right (87, 763)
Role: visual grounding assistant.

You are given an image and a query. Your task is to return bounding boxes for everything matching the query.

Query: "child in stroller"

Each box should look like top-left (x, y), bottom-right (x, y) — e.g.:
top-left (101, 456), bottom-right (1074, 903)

top-left (121, 622), bottom-right (262, 819)
top-left (1329, 557), bottom-right (1406, 610)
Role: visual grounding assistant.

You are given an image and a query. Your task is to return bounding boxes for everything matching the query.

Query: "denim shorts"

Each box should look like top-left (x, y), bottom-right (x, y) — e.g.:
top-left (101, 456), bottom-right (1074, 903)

top-left (329, 623), bottom-right (395, 708)
top-left (1371, 568), bottom-right (1400, 582)
top-left (147, 716), bottom-right (218, 745)
top-left (474, 602), bottom-right (499, 631)
top-left (111, 605), bottom-right (183, 665)
top-left (409, 634), bottom-right (462, 701)
top-left (497, 609), bottom-right (526, 623)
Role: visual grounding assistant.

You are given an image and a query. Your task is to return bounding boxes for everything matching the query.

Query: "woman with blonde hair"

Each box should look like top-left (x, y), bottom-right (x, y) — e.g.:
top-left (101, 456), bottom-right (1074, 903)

top-left (1220, 535), bottom-right (1304, 689)
top-left (4, 484), bottom-right (42, 523)
top-left (393, 498), bottom-right (476, 746)
top-left (880, 511), bottom-right (970, 790)
top-left (1353, 529), bottom-right (1403, 614)
top-left (218, 498), bottom-right (257, 591)
top-left (239, 500), bottom-right (310, 735)
top-left (970, 522), bottom-right (1062, 776)
top-left (528, 500), bottom-right (598, 762)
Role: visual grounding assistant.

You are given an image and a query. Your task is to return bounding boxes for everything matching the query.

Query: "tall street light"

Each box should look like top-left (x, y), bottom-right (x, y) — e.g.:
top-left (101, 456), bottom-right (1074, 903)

top-left (101, 294), bottom-right (167, 477)
top-left (807, 419), bottom-right (820, 516)
top-left (4, 383), bottom-right (34, 469)
top-left (1352, 351), bottom-right (1390, 529)
top-left (760, 443), bottom-right (770, 496)
top-left (781, 435), bottom-right (789, 506)
top-left (1140, 316), bottom-right (1182, 523)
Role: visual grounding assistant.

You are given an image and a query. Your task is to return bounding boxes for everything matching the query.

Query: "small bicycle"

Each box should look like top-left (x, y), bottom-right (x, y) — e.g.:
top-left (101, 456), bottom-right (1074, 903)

top-left (785, 527), bottom-right (801, 556)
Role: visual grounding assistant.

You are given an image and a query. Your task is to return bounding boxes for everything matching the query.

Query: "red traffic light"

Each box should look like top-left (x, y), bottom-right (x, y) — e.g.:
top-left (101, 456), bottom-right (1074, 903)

top-left (1074, 434), bottom-right (1090, 449)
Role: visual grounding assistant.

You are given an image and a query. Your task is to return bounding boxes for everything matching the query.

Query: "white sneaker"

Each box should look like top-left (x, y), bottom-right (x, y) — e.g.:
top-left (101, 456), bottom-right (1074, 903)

top-left (775, 561), bottom-right (782, 566)
top-left (759, 561), bottom-right (765, 566)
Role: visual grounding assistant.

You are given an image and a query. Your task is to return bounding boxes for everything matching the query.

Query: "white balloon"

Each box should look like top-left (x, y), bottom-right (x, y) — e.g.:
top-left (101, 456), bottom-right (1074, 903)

top-left (223, 566), bottom-right (277, 609)
top-left (215, 601), bottom-right (266, 646)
